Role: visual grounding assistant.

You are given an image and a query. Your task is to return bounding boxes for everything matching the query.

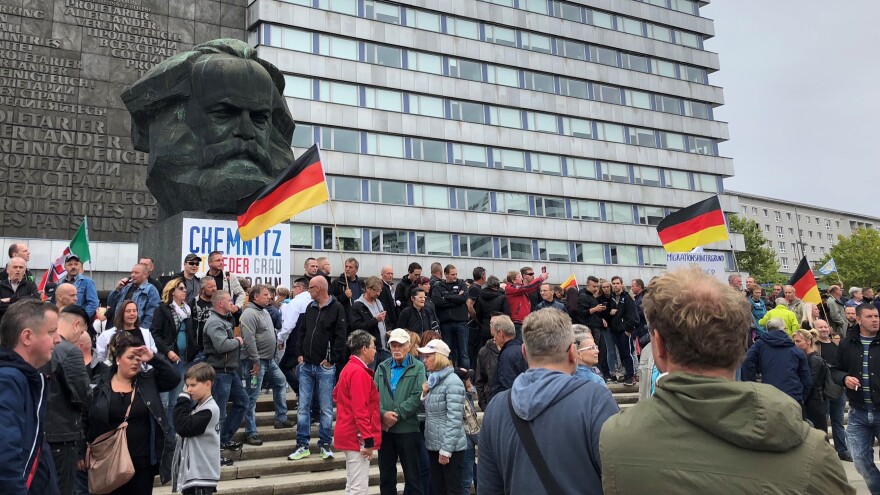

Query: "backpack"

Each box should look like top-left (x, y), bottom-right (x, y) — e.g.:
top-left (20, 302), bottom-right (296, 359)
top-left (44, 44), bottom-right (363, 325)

top-left (823, 361), bottom-right (843, 400)
top-left (463, 395), bottom-right (481, 437)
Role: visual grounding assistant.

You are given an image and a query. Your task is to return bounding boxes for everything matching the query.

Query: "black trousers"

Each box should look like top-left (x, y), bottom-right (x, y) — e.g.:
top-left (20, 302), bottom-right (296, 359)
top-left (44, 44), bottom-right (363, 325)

top-left (610, 331), bottom-right (635, 379)
top-left (804, 398), bottom-right (828, 433)
top-left (50, 441), bottom-right (78, 495)
top-left (379, 431), bottom-right (424, 495)
top-left (427, 450), bottom-right (463, 495)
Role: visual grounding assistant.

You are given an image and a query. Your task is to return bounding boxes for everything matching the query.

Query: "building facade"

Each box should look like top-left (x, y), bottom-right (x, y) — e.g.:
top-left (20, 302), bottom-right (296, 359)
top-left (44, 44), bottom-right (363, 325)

top-left (734, 191), bottom-right (880, 274)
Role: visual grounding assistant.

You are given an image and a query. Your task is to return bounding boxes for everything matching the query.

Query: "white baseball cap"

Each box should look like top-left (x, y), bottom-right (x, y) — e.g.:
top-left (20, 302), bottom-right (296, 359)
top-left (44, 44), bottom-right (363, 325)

top-left (417, 339), bottom-right (450, 357)
top-left (388, 328), bottom-right (410, 345)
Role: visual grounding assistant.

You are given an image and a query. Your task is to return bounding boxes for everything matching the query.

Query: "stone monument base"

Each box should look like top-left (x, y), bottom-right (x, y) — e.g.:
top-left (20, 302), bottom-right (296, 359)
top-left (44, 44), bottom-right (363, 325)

top-left (137, 211), bottom-right (236, 276)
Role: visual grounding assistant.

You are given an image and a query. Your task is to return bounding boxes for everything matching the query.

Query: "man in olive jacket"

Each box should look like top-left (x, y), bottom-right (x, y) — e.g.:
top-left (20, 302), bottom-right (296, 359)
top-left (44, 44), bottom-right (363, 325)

top-left (374, 329), bottom-right (426, 495)
top-left (599, 269), bottom-right (854, 495)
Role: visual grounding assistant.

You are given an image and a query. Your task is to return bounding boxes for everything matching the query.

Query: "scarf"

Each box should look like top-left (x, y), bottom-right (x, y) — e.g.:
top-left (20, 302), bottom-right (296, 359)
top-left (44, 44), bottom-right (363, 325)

top-left (427, 365), bottom-right (453, 390)
top-left (170, 300), bottom-right (191, 327)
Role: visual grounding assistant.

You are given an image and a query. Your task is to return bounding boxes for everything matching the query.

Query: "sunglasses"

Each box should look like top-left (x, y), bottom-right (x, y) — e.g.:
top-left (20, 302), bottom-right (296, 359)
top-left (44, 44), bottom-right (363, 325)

top-left (525, 272), bottom-right (535, 276)
top-left (186, 261), bottom-right (200, 266)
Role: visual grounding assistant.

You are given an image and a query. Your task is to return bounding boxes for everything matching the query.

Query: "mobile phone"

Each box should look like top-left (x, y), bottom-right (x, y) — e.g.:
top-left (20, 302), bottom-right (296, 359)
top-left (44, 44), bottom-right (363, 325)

top-left (541, 266), bottom-right (547, 273)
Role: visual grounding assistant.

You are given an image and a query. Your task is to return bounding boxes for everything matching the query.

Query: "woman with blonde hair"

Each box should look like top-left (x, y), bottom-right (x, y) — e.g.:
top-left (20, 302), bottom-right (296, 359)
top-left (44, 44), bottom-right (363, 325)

top-left (800, 303), bottom-right (821, 330)
top-left (793, 328), bottom-right (828, 432)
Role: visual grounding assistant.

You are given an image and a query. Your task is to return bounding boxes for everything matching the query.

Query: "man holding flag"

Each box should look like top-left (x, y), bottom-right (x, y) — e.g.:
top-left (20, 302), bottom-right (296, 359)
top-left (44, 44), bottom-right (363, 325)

top-left (37, 219), bottom-right (92, 303)
top-left (59, 255), bottom-right (98, 321)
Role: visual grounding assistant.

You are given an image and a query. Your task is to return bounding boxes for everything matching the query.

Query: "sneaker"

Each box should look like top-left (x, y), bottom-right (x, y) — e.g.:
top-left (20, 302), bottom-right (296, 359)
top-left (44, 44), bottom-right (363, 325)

top-left (623, 378), bottom-right (635, 387)
top-left (246, 434), bottom-right (263, 446)
top-left (608, 375), bottom-right (618, 383)
top-left (274, 419), bottom-right (294, 429)
top-left (320, 445), bottom-right (335, 460)
top-left (221, 457), bottom-right (235, 466)
top-left (287, 446), bottom-right (311, 461)
top-left (839, 452), bottom-right (853, 462)
top-left (221, 440), bottom-right (243, 451)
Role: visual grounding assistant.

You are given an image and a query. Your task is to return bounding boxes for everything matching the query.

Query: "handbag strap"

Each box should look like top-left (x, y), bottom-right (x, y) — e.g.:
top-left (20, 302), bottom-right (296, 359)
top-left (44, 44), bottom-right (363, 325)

top-left (121, 383), bottom-right (137, 424)
top-left (508, 393), bottom-right (563, 494)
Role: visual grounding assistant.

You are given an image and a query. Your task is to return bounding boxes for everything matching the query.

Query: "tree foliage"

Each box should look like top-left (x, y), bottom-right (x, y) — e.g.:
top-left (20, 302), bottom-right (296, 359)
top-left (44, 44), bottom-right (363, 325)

top-left (727, 214), bottom-right (784, 284)
top-left (816, 228), bottom-right (880, 290)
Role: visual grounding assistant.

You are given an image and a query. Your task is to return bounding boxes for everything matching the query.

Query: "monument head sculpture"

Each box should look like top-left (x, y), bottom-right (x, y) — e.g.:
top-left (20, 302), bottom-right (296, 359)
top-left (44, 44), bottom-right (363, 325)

top-left (122, 39), bottom-right (295, 219)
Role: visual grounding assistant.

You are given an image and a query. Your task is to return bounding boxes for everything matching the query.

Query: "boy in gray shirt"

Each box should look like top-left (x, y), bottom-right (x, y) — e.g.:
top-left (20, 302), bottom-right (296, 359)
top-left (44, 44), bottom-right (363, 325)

top-left (172, 363), bottom-right (224, 494)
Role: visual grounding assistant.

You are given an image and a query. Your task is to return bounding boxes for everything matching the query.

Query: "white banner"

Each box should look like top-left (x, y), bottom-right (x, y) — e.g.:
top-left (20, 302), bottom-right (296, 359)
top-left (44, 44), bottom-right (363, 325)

top-left (181, 218), bottom-right (290, 287)
top-left (665, 251), bottom-right (728, 283)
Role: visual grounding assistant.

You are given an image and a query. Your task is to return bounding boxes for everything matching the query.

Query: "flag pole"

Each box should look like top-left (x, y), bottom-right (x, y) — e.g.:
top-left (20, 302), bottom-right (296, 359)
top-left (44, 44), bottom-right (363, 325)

top-left (316, 147), bottom-right (351, 302)
top-left (722, 202), bottom-right (740, 274)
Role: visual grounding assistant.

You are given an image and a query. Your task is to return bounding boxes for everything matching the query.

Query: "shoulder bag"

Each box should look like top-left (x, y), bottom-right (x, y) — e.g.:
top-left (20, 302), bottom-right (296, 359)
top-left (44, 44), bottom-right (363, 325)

top-left (87, 384), bottom-right (137, 494)
top-left (508, 393), bottom-right (563, 494)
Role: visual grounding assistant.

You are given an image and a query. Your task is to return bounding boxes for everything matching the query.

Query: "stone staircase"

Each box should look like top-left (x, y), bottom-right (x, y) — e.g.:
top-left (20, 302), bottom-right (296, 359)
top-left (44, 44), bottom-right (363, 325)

top-left (154, 383), bottom-right (640, 494)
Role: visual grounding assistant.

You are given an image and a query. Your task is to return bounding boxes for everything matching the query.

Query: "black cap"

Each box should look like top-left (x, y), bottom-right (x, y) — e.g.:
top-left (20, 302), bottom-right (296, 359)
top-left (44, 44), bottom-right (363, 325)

top-left (184, 253), bottom-right (201, 263)
top-left (65, 254), bottom-right (80, 262)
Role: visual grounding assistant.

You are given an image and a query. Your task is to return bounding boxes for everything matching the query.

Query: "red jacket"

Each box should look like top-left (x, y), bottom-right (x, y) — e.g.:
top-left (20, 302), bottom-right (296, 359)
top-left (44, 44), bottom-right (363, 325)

top-left (505, 278), bottom-right (544, 323)
top-left (333, 355), bottom-right (382, 451)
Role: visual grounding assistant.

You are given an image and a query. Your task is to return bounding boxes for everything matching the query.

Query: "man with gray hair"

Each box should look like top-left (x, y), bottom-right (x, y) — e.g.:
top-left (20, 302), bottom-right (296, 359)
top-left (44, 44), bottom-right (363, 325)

top-left (826, 285), bottom-right (848, 335)
top-left (0, 257), bottom-right (40, 323)
top-left (488, 315), bottom-right (526, 404)
top-left (846, 287), bottom-right (864, 308)
top-left (478, 308), bottom-right (618, 493)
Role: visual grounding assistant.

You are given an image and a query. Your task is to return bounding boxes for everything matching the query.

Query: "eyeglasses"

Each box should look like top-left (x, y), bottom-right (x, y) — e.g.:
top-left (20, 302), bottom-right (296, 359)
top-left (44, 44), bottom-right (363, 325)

top-left (525, 272), bottom-right (535, 276)
top-left (578, 345), bottom-right (599, 352)
top-left (307, 286), bottom-right (319, 291)
top-left (186, 261), bottom-right (200, 266)
top-left (175, 286), bottom-right (186, 291)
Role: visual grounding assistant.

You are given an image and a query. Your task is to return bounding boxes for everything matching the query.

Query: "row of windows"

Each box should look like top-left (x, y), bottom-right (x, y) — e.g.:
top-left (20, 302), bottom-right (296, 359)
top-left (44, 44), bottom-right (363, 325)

top-left (634, 0), bottom-right (700, 16)
top-left (326, 175), bottom-right (682, 225)
top-left (294, 123), bottom-right (722, 189)
top-left (775, 241), bottom-right (829, 257)
top-left (291, 224), bottom-right (676, 266)
top-left (743, 205), bottom-right (838, 229)
top-left (768, 224), bottom-right (834, 244)
top-left (264, 26), bottom-right (714, 115)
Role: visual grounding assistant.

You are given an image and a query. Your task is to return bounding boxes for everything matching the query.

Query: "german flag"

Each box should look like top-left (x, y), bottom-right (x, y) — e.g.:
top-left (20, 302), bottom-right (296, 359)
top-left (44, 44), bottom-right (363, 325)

top-left (236, 145), bottom-right (328, 241)
top-left (560, 274), bottom-right (578, 291)
top-left (788, 257), bottom-right (822, 305)
top-left (656, 196), bottom-right (728, 252)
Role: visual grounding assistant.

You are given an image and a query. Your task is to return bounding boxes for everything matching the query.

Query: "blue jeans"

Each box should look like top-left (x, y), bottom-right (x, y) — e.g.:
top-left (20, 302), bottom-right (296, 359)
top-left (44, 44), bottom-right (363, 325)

top-left (296, 362), bottom-right (335, 447)
top-left (161, 360), bottom-right (191, 435)
top-left (213, 371), bottom-right (248, 444)
top-left (847, 408), bottom-right (880, 493)
top-left (461, 440), bottom-right (476, 494)
top-left (829, 394), bottom-right (849, 455)
top-left (602, 328), bottom-right (619, 375)
top-left (243, 358), bottom-right (289, 435)
top-left (441, 322), bottom-right (470, 369)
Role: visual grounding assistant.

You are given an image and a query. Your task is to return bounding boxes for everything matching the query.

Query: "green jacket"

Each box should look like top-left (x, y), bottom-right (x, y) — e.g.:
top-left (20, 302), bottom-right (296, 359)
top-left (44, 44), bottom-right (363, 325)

top-left (374, 356), bottom-right (426, 434)
top-left (600, 372), bottom-right (854, 495)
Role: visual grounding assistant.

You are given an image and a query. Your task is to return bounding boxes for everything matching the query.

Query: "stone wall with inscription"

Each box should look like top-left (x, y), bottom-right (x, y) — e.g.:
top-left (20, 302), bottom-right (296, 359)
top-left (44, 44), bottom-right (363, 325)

top-left (0, 0), bottom-right (247, 242)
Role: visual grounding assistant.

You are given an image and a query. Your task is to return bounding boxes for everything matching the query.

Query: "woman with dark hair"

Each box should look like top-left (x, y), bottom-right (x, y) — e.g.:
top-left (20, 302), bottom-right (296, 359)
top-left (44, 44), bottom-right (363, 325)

top-left (397, 287), bottom-right (440, 335)
top-left (87, 331), bottom-right (180, 494)
top-left (474, 276), bottom-right (510, 345)
top-left (564, 286), bottom-right (582, 324)
top-left (95, 299), bottom-right (158, 366)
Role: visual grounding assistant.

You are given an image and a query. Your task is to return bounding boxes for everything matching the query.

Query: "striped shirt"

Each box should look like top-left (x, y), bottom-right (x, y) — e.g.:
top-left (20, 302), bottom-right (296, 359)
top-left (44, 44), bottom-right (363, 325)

top-left (861, 337), bottom-right (875, 407)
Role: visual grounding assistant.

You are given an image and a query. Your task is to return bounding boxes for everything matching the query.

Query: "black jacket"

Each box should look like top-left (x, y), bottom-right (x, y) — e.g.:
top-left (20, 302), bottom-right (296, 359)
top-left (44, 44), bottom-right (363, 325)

top-left (474, 288), bottom-right (510, 339)
top-left (0, 279), bottom-right (40, 322)
top-left (577, 289), bottom-right (605, 333)
top-left (832, 328), bottom-right (880, 410)
top-left (606, 291), bottom-right (639, 334)
top-left (378, 282), bottom-right (398, 330)
top-left (150, 304), bottom-right (200, 362)
top-left (432, 279), bottom-right (469, 324)
top-left (87, 354), bottom-right (180, 484)
top-left (394, 277), bottom-right (415, 309)
top-left (43, 340), bottom-right (91, 444)
top-left (295, 297), bottom-right (348, 365)
top-left (489, 338), bottom-right (527, 404)
top-left (350, 299), bottom-right (386, 348)
top-left (329, 274), bottom-right (365, 326)
top-left (396, 305), bottom-right (439, 335)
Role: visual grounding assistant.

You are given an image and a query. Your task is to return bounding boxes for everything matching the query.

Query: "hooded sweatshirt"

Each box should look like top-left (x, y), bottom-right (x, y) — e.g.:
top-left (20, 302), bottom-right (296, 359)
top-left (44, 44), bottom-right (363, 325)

top-left (600, 372), bottom-right (854, 494)
top-left (478, 368), bottom-right (619, 494)
top-left (742, 330), bottom-right (812, 402)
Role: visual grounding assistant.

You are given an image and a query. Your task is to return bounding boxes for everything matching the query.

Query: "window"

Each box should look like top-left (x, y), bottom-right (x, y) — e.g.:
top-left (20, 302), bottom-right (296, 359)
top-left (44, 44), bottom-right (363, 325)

top-left (539, 240), bottom-right (570, 262)
top-left (485, 25), bottom-right (517, 47)
top-left (406, 8), bottom-right (440, 32)
top-left (660, 132), bottom-right (686, 151)
top-left (826, 219), bottom-right (832, 229)
top-left (638, 205), bottom-right (665, 225)
top-left (610, 245), bottom-right (638, 265)
top-left (671, 0), bottom-right (697, 15)
top-left (774, 211), bottom-right (781, 222)
top-left (371, 230), bottom-right (408, 253)
top-left (788, 228), bottom-right (794, 236)
top-left (621, 52), bottom-right (649, 72)
top-left (460, 235), bottom-right (493, 258)
top-left (319, 80), bottom-right (358, 105)
top-left (365, 1), bottom-right (400, 23)
top-left (553, 1), bottom-right (583, 22)
top-left (562, 117), bottom-right (592, 138)
top-left (522, 32), bottom-right (552, 53)
top-left (595, 84), bottom-right (622, 105)
top-left (364, 87), bottom-right (402, 112)
top-left (500, 237), bottom-right (533, 260)
top-left (643, 246), bottom-right (666, 267)
top-left (634, 166), bottom-right (661, 186)
top-left (806, 216), bottom-right (811, 224)
top-left (693, 173), bottom-right (718, 193)
top-left (328, 176), bottom-right (361, 201)
top-left (558, 39), bottom-right (587, 61)
top-left (684, 100), bottom-right (711, 120)
top-left (628, 127), bottom-right (656, 147)
top-left (652, 59), bottom-right (676, 78)
top-left (680, 65), bottom-right (707, 84)
top-left (323, 226), bottom-right (361, 251)
top-left (677, 30), bottom-right (700, 48)
top-left (625, 89), bottom-right (652, 110)
top-left (365, 43), bottom-right (402, 68)
top-left (318, 0), bottom-right (357, 15)
top-left (410, 95), bottom-right (444, 118)
top-left (600, 162), bottom-right (630, 183)
top-left (413, 184), bottom-right (448, 208)
top-left (523, 71), bottom-right (555, 93)
top-left (764, 225), bottom-right (770, 232)
top-left (665, 169), bottom-right (690, 189)
top-left (570, 158), bottom-right (596, 179)
top-left (455, 189), bottom-right (491, 212)
top-left (597, 123), bottom-right (625, 143)
top-left (449, 58), bottom-right (482, 82)
top-left (606, 202), bottom-right (633, 223)
top-left (490, 106), bottom-right (522, 128)
top-left (497, 193), bottom-right (530, 215)
top-left (450, 100), bottom-right (485, 124)
top-left (535, 196), bottom-right (566, 218)
top-left (493, 148), bottom-right (526, 171)
top-left (817, 232), bottom-right (823, 240)
top-left (416, 232), bottom-right (452, 256)
top-left (527, 112), bottom-right (558, 133)
top-left (658, 95), bottom-right (682, 115)
top-left (410, 52), bottom-right (443, 75)
top-left (368, 180), bottom-right (406, 205)
top-left (365, 133), bottom-right (404, 158)
top-left (646, 24), bottom-right (672, 43)
top-left (521, 0), bottom-right (547, 14)
top-left (762, 209), bottom-right (768, 217)
top-left (811, 246), bottom-right (816, 253)
top-left (781, 257), bottom-right (789, 270)
top-left (446, 18), bottom-right (479, 40)
top-left (318, 35), bottom-right (358, 61)
top-left (411, 138), bottom-right (447, 163)
top-left (572, 199), bottom-right (601, 221)
top-left (776, 226), bottom-right (784, 238)
top-left (689, 136), bottom-right (714, 155)
top-left (591, 46), bottom-right (618, 66)
top-left (284, 75), bottom-right (312, 99)
top-left (617, 16), bottom-right (643, 36)
top-left (532, 153), bottom-right (562, 175)
top-left (575, 242), bottom-right (604, 263)
top-left (778, 241), bottom-right (786, 253)
top-left (808, 231), bottom-right (813, 238)
top-left (291, 224), bottom-right (313, 249)
top-left (292, 124), bottom-right (313, 148)
top-left (559, 77), bottom-right (589, 99)
top-left (591, 10), bottom-right (613, 29)
top-left (487, 65), bottom-right (518, 87)
top-left (452, 144), bottom-right (488, 167)
top-left (321, 127), bottom-right (359, 153)
top-left (787, 213), bottom-right (792, 220)
top-left (274, 26), bottom-right (312, 51)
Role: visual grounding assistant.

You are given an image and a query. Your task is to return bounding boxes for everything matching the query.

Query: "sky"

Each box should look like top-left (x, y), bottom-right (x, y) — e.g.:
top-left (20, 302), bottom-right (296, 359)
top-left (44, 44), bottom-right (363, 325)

top-left (701, 1), bottom-right (880, 217)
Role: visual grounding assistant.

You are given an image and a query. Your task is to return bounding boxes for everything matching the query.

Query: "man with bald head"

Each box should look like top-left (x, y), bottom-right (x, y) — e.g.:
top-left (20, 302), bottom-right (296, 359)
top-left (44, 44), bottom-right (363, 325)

top-left (378, 265), bottom-right (398, 331)
top-left (106, 263), bottom-right (161, 328)
top-left (0, 243), bottom-right (34, 283)
top-left (54, 283), bottom-right (79, 310)
top-left (0, 257), bottom-right (40, 322)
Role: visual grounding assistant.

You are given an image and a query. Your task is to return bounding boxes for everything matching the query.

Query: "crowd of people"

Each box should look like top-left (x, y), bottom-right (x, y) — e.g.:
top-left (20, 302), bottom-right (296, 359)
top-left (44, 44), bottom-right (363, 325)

top-left (0, 241), bottom-right (874, 494)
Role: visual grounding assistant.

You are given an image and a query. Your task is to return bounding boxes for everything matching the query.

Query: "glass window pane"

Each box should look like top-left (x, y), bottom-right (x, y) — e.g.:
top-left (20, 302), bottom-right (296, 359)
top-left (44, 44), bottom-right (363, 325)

top-left (412, 138), bottom-right (447, 163)
top-left (528, 112), bottom-right (558, 133)
top-left (450, 58), bottom-right (482, 82)
top-left (522, 32), bottom-right (552, 54)
top-left (629, 127), bottom-right (656, 147)
top-left (597, 123), bottom-right (625, 143)
top-left (494, 149), bottom-right (525, 170)
top-left (486, 25), bottom-right (517, 47)
top-left (372, 230), bottom-right (408, 253)
top-left (660, 131), bottom-right (686, 151)
top-left (411, 95), bottom-right (444, 118)
top-left (539, 240), bottom-right (569, 262)
top-left (366, 43), bottom-right (402, 68)
top-left (606, 202), bottom-right (633, 223)
top-left (447, 18), bottom-right (480, 40)
top-left (596, 84), bottom-right (622, 105)
top-left (593, 46), bottom-right (618, 66)
top-left (366, 134), bottom-right (404, 158)
top-left (535, 153), bottom-right (562, 175)
top-left (319, 0), bottom-right (357, 15)
top-left (319, 35), bottom-right (358, 61)
top-left (634, 166), bottom-right (660, 187)
top-left (591, 10), bottom-right (613, 29)
top-left (417, 233), bottom-right (452, 255)
top-left (554, 2), bottom-right (582, 22)
top-left (695, 173), bottom-right (719, 193)
top-left (414, 185), bottom-right (448, 208)
top-left (601, 162), bottom-right (629, 183)
top-left (559, 40), bottom-right (587, 61)
top-left (457, 189), bottom-right (491, 212)
top-left (643, 247), bottom-right (666, 267)
top-left (560, 78), bottom-right (588, 99)
top-left (292, 124), bottom-right (313, 148)
top-left (320, 80), bottom-right (358, 105)
top-left (331, 176), bottom-right (361, 201)
top-left (621, 53), bottom-right (649, 72)
top-left (324, 226), bottom-right (361, 251)
top-left (638, 205), bottom-right (665, 225)
top-left (451, 101), bottom-right (485, 124)
top-left (610, 245), bottom-right (637, 265)
top-left (570, 158), bottom-right (596, 179)
top-left (647, 24), bottom-right (672, 43)
top-left (572, 200), bottom-right (600, 220)
top-left (284, 75), bottom-right (312, 99)
top-left (536, 197), bottom-right (565, 218)
top-left (562, 117), bottom-right (592, 138)
top-left (487, 66), bottom-right (518, 87)
top-left (652, 59), bottom-right (676, 78)
top-left (624, 89), bottom-right (652, 110)
top-left (522, 0), bottom-right (547, 14)
top-left (509, 238), bottom-right (532, 260)
top-left (408, 9), bottom-right (440, 32)
top-left (365, 88), bottom-right (403, 112)
top-left (575, 242), bottom-right (604, 263)
top-left (681, 65), bottom-right (706, 84)
top-left (684, 100), bottom-right (711, 120)
top-left (365, 1), bottom-right (400, 24)
top-left (665, 169), bottom-right (689, 189)
top-left (658, 95), bottom-right (682, 115)
top-left (617, 16), bottom-right (642, 36)
top-left (524, 71), bottom-right (554, 93)
top-left (291, 224), bottom-right (312, 249)
top-left (490, 107), bottom-right (522, 128)
top-left (465, 236), bottom-right (493, 258)
top-left (678, 31), bottom-right (700, 48)
top-left (279, 27), bottom-right (311, 52)
top-left (498, 193), bottom-right (529, 215)
top-left (411, 52), bottom-right (442, 75)
top-left (672, 0), bottom-right (697, 14)
top-left (689, 136), bottom-right (713, 155)
top-left (453, 144), bottom-right (487, 167)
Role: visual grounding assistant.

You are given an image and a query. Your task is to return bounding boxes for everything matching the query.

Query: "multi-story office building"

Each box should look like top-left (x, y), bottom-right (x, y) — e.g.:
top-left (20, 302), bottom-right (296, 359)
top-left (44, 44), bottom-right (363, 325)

top-left (734, 191), bottom-right (880, 275)
top-left (245, 0), bottom-right (742, 282)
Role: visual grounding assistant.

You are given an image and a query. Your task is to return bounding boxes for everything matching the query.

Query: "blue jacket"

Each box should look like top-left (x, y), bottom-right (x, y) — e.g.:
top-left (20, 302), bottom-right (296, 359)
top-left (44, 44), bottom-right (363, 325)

top-left (749, 296), bottom-right (768, 334)
top-left (68, 274), bottom-right (99, 319)
top-left (479, 368), bottom-right (619, 494)
top-left (0, 348), bottom-right (59, 495)
top-left (489, 338), bottom-right (527, 403)
top-left (742, 330), bottom-right (812, 402)
top-left (108, 281), bottom-right (161, 328)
